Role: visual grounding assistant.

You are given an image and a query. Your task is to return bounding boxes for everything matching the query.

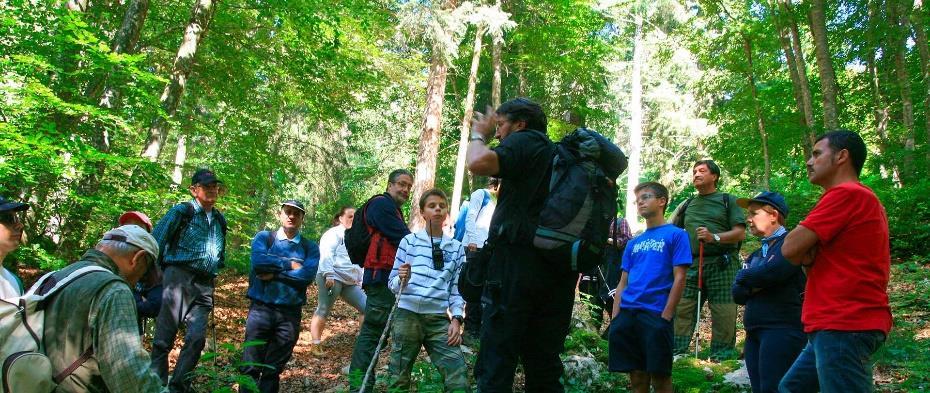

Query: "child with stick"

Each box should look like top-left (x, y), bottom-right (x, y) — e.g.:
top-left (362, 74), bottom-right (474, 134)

top-left (387, 188), bottom-right (468, 392)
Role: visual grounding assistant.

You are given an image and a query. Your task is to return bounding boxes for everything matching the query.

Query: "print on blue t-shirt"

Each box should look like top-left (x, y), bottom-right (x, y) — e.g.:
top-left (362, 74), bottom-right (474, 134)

top-left (620, 223), bottom-right (692, 314)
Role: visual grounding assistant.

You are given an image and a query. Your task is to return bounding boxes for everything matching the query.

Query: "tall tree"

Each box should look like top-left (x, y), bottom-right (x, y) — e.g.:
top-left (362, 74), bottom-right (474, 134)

top-left (740, 33), bottom-right (771, 189)
top-left (807, 0), bottom-right (841, 129)
top-left (867, 0), bottom-right (896, 177)
top-left (625, 12), bottom-right (644, 231)
top-left (451, 4), bottom-right (514, 217)
top-left (452, 24), bottom-right (486, 217)
top-left (888, 0), bottom-right (917, 168)
top-left (772, 0), bottom-right (816, 155)
top-left (408, 0), bottom-right (467, 228)
top-left (910, 0), bottom-right (930, 163)
top-left (141, 0), bottom-right (216, 161)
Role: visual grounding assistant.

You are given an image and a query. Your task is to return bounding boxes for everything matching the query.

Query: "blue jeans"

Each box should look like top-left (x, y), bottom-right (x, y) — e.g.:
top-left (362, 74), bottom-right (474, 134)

top-left (744, 327), bottom-right (806, 393)
top-left (778, 330), bottom-right (885, 393)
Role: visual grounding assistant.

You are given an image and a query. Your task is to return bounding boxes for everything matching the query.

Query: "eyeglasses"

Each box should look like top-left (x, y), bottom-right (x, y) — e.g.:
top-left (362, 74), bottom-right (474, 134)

top-left (0, 212), bottom-right (21, 226)
top-left (636, 194), bottom-right (657, 203)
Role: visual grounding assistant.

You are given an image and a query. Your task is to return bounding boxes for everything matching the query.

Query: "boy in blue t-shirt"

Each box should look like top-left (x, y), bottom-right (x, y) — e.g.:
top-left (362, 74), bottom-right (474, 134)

top-left (609, 182), bottom-right (691, 393)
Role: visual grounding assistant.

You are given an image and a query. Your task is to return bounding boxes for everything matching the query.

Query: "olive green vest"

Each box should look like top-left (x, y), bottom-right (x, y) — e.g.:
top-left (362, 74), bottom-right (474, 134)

top-left (42, 250), bottom-right (126, 392)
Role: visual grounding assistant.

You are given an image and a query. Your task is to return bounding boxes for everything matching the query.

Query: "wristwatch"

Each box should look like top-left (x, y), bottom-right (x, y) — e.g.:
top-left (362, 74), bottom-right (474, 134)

top-left (712, 233), bottom-right (721, 243)
top-left (469, 134), bottom-right (487, 143)
top-left (452, 315), bottom-right (464, 324)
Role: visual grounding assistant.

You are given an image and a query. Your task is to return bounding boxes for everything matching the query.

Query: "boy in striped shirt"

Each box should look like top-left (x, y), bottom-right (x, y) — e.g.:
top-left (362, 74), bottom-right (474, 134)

top-left (387, 188), bottom-right (468, 392)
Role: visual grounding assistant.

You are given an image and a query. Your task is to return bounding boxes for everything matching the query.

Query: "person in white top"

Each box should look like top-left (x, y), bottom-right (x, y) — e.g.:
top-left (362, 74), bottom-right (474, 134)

top-left (463, 177), bottom-right (499, 343)
top-left (0, 196), bottom-right (29, 299)
top-left (309, 206), bottom-right (367, 357)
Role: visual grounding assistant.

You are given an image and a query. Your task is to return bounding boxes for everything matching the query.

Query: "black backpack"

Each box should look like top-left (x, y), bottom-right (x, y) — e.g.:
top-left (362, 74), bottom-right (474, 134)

top-left (161, 201), bottom-right (228, 266)
top-left (533, 128), bottom-right (628, 272)
top-left (344, 194), bottom-right (385, 266)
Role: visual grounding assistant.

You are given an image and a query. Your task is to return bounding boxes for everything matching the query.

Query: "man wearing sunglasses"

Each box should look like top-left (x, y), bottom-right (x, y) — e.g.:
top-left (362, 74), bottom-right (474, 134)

top-left (42, 224), bottom-right (164, 392)
top-left (150, 168), bottom-right (228, 392)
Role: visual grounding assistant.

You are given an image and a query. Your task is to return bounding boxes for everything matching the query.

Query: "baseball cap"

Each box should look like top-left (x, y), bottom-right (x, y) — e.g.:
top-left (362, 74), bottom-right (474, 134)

top-left (0, 196), bottom-right (29, 214)
top-left (102, 225), bottom-right (160, 261)
top-left (102, 225), bottom-right (161, 283)
top-left (281, 199), bottom-right (306, 213)
top-left (191, 168), bottom-right (222, 186)
top-left (737, 191), bottom-right (789, 218)
top-left (118, 211), bottom-right (154, 232)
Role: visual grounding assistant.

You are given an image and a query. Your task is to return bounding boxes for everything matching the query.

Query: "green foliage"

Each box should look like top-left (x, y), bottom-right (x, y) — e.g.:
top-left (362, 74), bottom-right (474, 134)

top-left (192, 340), bottom-right (271, 393)
top-left (873, 260), bottom-right (930, 390)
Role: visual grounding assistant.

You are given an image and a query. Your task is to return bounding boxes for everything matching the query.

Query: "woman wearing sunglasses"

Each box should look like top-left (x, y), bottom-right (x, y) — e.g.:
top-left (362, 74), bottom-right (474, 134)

top-left (0, 196), bottom-right (29, 298)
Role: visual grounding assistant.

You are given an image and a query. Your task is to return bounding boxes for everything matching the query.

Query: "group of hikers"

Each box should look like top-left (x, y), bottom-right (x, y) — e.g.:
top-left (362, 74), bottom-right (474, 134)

top-left (0, 97), bottom-right (891, 393)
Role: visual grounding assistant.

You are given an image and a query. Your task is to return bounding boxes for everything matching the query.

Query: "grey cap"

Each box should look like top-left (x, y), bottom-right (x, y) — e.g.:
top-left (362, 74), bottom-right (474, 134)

top-left (102, 225), bottom-right (160, 260)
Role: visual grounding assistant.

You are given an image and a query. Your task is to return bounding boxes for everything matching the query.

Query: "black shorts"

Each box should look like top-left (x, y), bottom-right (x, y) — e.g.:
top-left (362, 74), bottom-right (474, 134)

top-left (608, 308), bottom-right (674, 376)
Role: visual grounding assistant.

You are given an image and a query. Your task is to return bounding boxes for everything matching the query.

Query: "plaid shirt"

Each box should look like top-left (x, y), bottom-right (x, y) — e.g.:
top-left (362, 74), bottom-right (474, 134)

top-left (609, 217), bottom-right (633, 251)
top-left (152, 199), bottom-right (225, 276)
top-left (46, 250), bottom-right (166, 392)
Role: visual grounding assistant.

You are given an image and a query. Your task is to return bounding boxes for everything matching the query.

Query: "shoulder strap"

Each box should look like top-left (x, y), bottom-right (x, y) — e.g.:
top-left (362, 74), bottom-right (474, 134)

top-left (168, 202), bottom-right (196, 250)
top-left (29, 266), bottom-right (112, 299)
top-left (214, 209), bottom-right (228, 235)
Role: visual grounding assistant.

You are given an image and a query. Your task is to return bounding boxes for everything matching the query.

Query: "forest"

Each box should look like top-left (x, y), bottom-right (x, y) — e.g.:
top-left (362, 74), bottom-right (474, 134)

top-left (2, 0), bottom-right (930, 391)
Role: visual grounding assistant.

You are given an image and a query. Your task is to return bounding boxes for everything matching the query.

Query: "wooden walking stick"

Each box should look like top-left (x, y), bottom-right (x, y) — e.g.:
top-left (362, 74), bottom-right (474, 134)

top-left (694, 241), bottom-right (704, 358)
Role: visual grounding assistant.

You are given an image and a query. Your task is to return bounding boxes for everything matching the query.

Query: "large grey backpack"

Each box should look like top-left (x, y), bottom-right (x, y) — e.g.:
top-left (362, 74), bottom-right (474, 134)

top-left (0, 266), bottom-right (116, 393)
top-left (533, 128), bottom-right (627, 272)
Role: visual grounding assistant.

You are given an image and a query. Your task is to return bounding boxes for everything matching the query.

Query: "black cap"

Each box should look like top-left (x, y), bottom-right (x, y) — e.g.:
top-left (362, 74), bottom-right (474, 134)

top-left (191, 168), bottom-right (222, 186)
top-left (0, 196), bottom-right (29, 214)
top-left (737, 191), bottom-right (789, 218)
top-left (281, 199), bottom-right (306, 213)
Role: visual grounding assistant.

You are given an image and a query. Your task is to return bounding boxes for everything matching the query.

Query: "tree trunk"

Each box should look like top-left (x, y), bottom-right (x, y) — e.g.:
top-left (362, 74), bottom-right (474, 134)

top-left (808, 0), bottom-right (841, 129)
top-left (410, 47), bottom-right (450, 230)
top-left (776, 0), bottom-right (816, 156)
top-left (889, 0), bottom-right (916, 165)
top-left (910, 0), bottom-right (930, 163)
top-left (741, 34), bottom-right (771, 190)
top-left (66, 0), bottom-right (89, 12)
top-left (491, 35), bottom-right (502, 108)
top-left (624, 14), bottom-right (644, 232)
top-left (452, 25), bottom-right (486, 219)
top-left (141, 0), bottom-right (216, 161)
top-left (172, 134), bottom-right (188, 185)
top-left (85, 0), bottom-right (150, 106)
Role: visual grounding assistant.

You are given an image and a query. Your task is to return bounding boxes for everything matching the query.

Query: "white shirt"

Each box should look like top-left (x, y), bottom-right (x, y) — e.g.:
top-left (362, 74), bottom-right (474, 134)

top-left (318, 225), bottom-right (363, 285)
top-left (0, 266), bottom-right (23, 299)
top-left (464, 189), bottom-right (495, 247)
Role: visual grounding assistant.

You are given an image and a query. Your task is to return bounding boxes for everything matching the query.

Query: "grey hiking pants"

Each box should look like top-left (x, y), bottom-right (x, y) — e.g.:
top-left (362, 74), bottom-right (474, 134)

top-left (151, 265), bottom-right (215, 393)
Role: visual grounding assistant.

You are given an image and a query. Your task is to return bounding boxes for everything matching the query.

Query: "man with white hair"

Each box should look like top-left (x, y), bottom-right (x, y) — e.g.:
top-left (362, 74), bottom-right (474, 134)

top-left (41, 225), bottom-right (165, 392)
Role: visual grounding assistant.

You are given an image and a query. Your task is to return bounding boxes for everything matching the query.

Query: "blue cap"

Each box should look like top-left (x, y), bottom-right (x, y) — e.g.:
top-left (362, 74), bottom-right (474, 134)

top-left (0, 196), bottom-right (29, 214)
top-left (737, 191), bottom-right (789, 218)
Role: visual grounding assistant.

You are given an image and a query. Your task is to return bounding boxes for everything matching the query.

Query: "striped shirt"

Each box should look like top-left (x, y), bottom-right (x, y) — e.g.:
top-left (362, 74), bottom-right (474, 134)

top-left (388, 230), bottom-right (466, 318)
top-left (152, 199), bottom-right (225, 276)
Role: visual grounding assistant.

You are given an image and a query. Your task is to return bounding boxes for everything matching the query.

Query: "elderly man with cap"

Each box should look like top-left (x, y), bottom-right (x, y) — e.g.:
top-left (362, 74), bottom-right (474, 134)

top-left (731, 191), bottom-right (805, 393)
top-left (0, 196), bottom-right (29, 298)
top-left (241, 199), bottom-right (320, 393)
top-left (150, 168), bottom-right (229, 392)
top-left (41, 225), bottom-right (165, 392)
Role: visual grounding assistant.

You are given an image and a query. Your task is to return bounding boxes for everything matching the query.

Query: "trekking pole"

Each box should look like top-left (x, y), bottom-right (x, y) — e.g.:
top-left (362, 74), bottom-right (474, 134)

top-left (359, 279), bottom-right (407, 393)
top-left (694, 241), bottom-right (704, 358)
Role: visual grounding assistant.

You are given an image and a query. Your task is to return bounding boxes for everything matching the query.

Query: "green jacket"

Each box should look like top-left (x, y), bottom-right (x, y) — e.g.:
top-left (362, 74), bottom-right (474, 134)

top-left (42, 249), bottom-right (164, 393)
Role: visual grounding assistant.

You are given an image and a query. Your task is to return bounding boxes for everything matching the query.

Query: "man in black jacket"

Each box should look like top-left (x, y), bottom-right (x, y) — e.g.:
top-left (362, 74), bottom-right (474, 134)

top-left (467, 98), bottom-right (574, 392)
top-left (347, 169), bottom-right (413, 392)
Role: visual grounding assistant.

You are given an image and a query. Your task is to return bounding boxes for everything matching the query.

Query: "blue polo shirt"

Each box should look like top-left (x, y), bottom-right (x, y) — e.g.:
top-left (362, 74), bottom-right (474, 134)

top-left (620, 223), bottom-right (692, 314)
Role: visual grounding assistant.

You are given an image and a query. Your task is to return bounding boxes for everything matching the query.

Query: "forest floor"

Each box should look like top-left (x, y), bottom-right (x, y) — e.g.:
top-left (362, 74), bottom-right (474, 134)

top-left (18, 259), bottom-right (930, 392)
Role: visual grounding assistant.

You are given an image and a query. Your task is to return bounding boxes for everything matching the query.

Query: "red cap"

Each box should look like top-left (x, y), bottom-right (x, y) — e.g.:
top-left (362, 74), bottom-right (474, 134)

top-left (118, 211), bottom-right (153, 232)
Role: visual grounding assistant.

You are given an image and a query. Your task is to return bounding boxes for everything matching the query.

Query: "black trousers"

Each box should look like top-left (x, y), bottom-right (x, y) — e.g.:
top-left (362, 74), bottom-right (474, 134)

top-left (241, 301), bottom-right (303, 393)
top-left (464, 249), bottom-right (484, 337)
top-left (475, 244), bottom-right (576, 392)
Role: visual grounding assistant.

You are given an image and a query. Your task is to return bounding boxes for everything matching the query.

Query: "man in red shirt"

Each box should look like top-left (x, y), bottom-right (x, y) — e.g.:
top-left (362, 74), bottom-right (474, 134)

top-left (778, 130), bottom-right (891, 393)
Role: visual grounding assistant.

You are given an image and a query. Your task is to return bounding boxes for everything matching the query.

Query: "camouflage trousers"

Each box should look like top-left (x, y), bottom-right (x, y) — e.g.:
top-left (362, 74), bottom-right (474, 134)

top-left (388, 308), bottom-right (468, 392)
top-left (673, 257), bottom-right (739, 359)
